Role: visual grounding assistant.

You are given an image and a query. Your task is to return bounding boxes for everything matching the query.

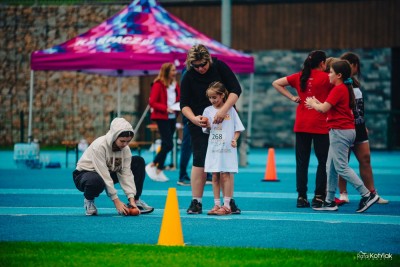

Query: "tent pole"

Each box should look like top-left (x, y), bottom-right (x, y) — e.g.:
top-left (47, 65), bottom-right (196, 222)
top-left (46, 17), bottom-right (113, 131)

top-left (28, 70), bottom-right (34, 143)
top-left (221, 0), bottom-right (231, 46)
top-left (117, 75), bottom-right (122, 117)
top-left (133, 104), bottom-right (150, 141)
top-left (247, 73), bottom-right (254, 142)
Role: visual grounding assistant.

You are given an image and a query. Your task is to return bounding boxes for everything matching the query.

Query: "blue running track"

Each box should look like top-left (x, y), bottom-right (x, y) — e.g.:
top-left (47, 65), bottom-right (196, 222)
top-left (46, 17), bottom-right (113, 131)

top-left (0, 148), bottom-right (399, 254)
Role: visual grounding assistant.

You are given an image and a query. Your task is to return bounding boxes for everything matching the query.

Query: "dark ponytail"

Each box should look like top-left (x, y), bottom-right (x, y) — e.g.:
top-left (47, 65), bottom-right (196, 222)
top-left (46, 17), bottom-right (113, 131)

top-left (340, 52), bottom-right (361, 88)
top-left (300, 50), bottom-right (327, 92)
top-left (331, 60), bottom-right (355, 109)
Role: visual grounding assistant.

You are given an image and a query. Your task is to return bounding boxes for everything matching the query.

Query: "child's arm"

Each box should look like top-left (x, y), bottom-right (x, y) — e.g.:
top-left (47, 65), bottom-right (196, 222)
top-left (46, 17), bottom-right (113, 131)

top-left (305, 96), bottom-right (332, 113)
top-left (231, 131), bottom-right (241, 148)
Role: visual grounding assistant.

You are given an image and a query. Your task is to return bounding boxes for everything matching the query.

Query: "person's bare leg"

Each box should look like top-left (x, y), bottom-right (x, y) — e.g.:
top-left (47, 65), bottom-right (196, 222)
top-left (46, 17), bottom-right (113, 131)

top-left (221, 172), bottom-right (233, 198)
top-left (353, 142), bottom-right (375, 191)
top-left (191, 166), bottom-right (206, 197)
top-left (212, 173), bottom-right (221, 200)
top-left (338, 176), bottom-right (347, 193)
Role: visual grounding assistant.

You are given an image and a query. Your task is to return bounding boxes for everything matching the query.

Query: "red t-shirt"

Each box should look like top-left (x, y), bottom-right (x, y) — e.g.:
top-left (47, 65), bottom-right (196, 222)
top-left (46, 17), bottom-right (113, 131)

top-left (325, 83), bottom-right (355, 130)
top-left (287, 70), bottom-right (331, 134)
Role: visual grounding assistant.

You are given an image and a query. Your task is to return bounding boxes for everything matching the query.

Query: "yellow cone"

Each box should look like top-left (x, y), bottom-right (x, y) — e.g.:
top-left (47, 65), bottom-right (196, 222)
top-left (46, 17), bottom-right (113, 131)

top-left (157, 187), bottom-right (184, 246)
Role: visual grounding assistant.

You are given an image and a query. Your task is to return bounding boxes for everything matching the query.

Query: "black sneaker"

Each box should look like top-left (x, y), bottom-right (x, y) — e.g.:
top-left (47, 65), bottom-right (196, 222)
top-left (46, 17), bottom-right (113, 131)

top-left (177, 178), bottom-right (191, 186)
top-left (312, 201), bottom-right (338, 211)
top-left (356, 193), bottom-right (379, 213)
top-left (230, 199), bottom-right (241, 215)
top-left (187, 199), bottom-right (202, 214)
top-left (296, 197), bottom-right (310, 208)
top-left (311, 195), bottom-right (324, 209)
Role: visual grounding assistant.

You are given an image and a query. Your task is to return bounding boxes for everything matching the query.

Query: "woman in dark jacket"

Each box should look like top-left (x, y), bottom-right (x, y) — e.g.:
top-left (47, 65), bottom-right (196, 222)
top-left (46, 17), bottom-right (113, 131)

top-left (145, 62), bottom-right (180, 182)
top-left (180, 44), bottom-right (242, 214)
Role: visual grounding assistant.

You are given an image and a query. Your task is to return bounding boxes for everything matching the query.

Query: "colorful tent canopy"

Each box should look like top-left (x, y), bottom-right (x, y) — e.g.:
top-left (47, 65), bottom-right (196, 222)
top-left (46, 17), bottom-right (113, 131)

top-left (31, 0), bottom-right (254, 76)
top-left (28, 0), bottom-right (255, 163)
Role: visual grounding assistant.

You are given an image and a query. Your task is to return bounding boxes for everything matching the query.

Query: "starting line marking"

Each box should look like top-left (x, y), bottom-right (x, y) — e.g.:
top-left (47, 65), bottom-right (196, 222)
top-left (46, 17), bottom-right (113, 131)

top-left (0, 207), bottom-right (399, 226)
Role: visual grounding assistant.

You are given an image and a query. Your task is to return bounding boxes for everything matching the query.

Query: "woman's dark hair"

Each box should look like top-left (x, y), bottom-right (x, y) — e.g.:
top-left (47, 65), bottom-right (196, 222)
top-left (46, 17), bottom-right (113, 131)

top-left (340, 52), bottom-right (361, 88)
top-left (331, 60), bottom-right (356, 109)
top-left (118, 131), bottom-right (134, 138)
top-left (300, 50), bottom-right (327, 92)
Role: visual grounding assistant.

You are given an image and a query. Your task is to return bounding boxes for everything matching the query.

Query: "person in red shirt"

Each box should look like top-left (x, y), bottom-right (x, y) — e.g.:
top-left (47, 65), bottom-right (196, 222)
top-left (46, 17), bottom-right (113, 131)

top-left (272, 50), bottom-right (331, 208)
top-left (145, 63), bottom-right (180, 182)
top-left (305, 60), bottom-right (379, 213)
top-left (335, 52), bottom-right (389, 205)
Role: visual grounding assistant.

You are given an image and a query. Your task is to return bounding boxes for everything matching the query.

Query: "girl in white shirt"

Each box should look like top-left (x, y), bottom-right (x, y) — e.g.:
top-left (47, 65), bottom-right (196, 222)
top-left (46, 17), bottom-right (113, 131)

top-left (202, 82), bottom-right (245, 215)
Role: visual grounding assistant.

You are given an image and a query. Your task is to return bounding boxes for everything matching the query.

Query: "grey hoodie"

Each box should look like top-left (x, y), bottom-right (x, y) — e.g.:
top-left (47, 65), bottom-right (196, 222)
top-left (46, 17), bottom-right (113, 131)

top-left (76, 118), bottom-right (136, 200)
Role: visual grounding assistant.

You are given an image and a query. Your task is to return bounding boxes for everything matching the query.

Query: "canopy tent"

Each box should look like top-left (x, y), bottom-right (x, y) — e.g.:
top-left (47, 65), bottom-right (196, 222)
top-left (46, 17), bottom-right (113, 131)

top-left (29, 0), bottom-right (255, 161)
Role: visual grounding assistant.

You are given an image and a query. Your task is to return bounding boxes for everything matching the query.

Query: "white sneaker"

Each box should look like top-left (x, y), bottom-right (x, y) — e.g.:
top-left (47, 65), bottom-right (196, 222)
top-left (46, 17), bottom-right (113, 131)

top-left (377, 194), bottom-right (389, 204)
top-left (155, 171), bottom-right (169, 182)
top-left (135, 199), bottom-right (154, 214)
top-left (339, 192), bottom-right (350, 203)
top-left (145, 163), bottom-right (158, 181)
top-left (84, 198), bottom-right (97, 216)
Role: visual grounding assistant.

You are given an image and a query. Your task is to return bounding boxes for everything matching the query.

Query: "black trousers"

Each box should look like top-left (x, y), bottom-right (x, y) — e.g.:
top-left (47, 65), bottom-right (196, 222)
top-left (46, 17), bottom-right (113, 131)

top-left (72, 156), bottom-right (146, 201)
top-left (153, 118), bottom-right (176, 169)
top-left (295, 132), bottom-right (329, 198)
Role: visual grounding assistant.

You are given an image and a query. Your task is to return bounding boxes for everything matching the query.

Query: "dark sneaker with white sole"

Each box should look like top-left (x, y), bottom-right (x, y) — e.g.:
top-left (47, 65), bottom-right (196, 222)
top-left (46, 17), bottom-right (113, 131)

top-left (311, 195), bottom-right (324, 209)
top-left (312, 201), bottom-right (338, 211)
top-left (297, 197), bottom-right (310, 208)
top-left (356, 193), bottom-right (379, 213)
top-left (230, 199), bottom-right (241, 214)
top-left (187, 199), bottom-right (202, 214)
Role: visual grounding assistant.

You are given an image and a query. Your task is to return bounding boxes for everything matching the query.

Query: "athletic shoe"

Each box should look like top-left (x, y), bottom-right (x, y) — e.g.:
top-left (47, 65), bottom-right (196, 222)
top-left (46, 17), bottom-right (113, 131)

top-left (356, 193), bottom-right (379, 213)
top-left (230, 199), bottom-right (241, 214)
top-left (135, 199), bottom-right (154, 214)
top-left (215, 205), bottom-right (231, 215)
top-left (84, 198), bottom-right (98, 216)
top-left (177, 179), bottom-right (191, 186)
top-left (376, 193), bottom-right (389, 204)
top-left (156, 171), bottom-right (169, 182)
top-left (145, 163), bottom-right (158, 181)
top-left (187, 199), bottom-right (202, 214)
top-left (205, 176), bottom-right (212, 185)
top-left (334, 197), bottom-right (347, 206)
top-left (296, 197), bottom-right (310, 208)
top-left (377, 196), bottom-right (389, 204)
top-left (311, 195), bottom-right (324, 209)
top-left (339, 192), bottom-right (350, 203)
top-left (207, 205), bottom-right (221, 215)
top-left (312, 201), bottom-right (338, 211)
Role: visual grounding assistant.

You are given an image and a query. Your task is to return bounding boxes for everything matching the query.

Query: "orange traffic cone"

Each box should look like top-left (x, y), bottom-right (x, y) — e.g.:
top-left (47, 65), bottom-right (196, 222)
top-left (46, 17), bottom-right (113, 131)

top-left (261, 148), bottom-right (279, 182)
top-left (157, 188), bottom-right (185, 246)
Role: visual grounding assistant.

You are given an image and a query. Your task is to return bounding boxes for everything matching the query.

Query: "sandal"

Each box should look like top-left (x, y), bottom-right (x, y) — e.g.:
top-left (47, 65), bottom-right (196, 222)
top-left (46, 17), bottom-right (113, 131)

top-left (215, 205), bottom-right (231, 215)
top-left (207, 205), bottom-right (221, 215)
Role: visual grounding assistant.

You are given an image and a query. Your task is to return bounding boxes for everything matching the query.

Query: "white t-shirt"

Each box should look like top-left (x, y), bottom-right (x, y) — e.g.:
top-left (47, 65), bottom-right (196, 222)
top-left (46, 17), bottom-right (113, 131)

top-left (202, 106), bottom-right (245, 173)
top-left (167, 82), bottom-right (177, 119)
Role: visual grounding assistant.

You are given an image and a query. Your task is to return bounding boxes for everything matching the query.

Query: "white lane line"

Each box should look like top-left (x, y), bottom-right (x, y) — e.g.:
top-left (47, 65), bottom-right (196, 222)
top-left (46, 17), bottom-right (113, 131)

top-left (0, 208), bottom-right (398, 226)
top-left (0, 189), bottom-right (399, 201)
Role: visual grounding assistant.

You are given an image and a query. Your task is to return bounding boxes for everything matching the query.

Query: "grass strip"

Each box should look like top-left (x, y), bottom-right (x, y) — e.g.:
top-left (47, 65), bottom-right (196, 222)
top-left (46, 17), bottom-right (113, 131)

top-left (0, 241), bottom-right (398, 267)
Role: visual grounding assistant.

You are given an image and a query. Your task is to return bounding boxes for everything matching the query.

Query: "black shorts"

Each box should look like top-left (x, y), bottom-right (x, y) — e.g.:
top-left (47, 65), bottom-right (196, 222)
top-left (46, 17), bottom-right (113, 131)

top-left (189, 123), bottom-right (209, 167)
top-left (354, 123), bottom-right (369, 144)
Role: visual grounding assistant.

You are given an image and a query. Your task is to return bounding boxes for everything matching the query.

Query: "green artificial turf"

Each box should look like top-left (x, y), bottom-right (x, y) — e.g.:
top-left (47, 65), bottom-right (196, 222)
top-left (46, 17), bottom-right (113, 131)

top-left (0, 242), bottom-right (398, 267)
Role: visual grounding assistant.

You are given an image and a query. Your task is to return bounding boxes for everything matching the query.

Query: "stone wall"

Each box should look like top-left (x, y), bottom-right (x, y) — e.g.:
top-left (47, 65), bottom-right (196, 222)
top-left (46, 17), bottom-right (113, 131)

top-left (0, 5), bottom-right (141, 145)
